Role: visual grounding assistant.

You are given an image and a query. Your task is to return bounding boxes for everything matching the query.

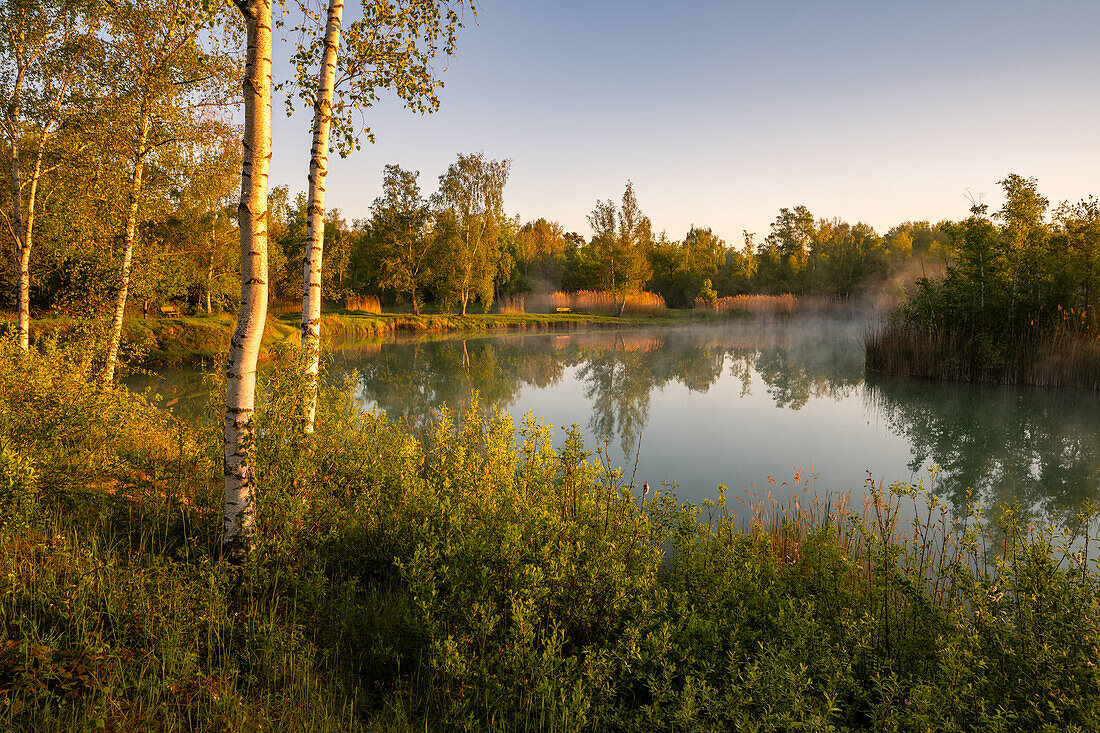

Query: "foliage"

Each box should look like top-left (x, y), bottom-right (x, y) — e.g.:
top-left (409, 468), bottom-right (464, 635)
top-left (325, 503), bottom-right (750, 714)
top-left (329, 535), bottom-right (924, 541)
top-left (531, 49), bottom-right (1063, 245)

top-left (367, 164), bottom-right (435, 314)
top-left (280, 0), bottom-right (475, 157)
top-left (431, 152), bottom-right (511, 314)
top-left (5, 337), bottom-right (1100, 730)
top-left (586, 181), bottom-right (654, 314)
top-left (871, 174), bottom-right (1100, 384)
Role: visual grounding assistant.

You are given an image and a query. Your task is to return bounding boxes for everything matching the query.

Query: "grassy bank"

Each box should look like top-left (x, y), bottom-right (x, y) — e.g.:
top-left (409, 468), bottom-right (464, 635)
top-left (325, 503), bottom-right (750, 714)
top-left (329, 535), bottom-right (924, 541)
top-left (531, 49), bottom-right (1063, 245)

top-left (7, 309), bottom-right (685, 367)
top-left (866, 323), bottom-right (1100, 388)
top-left (3, 337), bottom-right (1100, 730)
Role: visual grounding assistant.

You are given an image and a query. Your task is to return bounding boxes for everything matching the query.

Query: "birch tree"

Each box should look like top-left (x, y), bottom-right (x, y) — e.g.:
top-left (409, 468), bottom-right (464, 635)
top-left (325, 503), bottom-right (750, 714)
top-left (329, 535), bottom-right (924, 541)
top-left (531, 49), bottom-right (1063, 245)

top-left (101, 0), bottom-right (239, 383)
top-left (433, 151), bottom-right (510, 315)
top-left (588, 181), bottom-right (653, 316)
top-left (285, 0), bottom-right (475, 432)
top-left (223, 0), bottom-right (272, 563)
top-left (0, 0), bottom-right (96, 350)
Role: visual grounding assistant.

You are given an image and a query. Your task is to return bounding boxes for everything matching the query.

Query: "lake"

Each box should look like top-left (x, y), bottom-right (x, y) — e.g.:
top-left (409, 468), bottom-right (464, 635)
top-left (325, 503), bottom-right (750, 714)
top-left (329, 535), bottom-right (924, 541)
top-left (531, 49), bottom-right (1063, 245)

top-left (127, 316), bottom-right (1100, 526)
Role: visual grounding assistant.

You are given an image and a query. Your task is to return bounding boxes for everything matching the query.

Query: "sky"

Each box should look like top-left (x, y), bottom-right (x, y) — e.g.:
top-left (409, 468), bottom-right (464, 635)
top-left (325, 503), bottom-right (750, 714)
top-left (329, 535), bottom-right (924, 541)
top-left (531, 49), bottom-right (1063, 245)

top-left (267, 0), bottom-right (1100, 244)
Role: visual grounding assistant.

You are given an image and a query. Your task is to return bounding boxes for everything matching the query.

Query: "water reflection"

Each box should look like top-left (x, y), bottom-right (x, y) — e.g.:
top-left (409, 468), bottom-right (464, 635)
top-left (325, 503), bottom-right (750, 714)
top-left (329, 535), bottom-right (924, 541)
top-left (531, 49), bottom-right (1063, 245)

top-left (341, 321), bottom-right (1100, 520)
top-left (866, 374), bottom-right (1100, 526)
top-left (346, 323), bottom-right (865, 458)
top-left (127, 319), bottom-right (1100, 522)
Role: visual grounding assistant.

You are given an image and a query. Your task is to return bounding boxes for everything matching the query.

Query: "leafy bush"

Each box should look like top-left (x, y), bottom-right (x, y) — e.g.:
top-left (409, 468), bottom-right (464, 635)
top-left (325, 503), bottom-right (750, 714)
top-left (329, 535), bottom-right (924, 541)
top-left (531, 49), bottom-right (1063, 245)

top-left (4, 337), bottom-right (1100, 730)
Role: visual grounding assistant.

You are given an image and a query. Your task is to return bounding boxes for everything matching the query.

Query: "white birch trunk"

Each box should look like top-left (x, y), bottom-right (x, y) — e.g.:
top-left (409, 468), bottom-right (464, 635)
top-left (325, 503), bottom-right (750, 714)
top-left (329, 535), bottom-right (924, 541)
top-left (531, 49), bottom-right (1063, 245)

top-left (206, 215), bottom-right (216, 314)
top-left (13, 133), bottom-right (46, 352)
top-left (5, 62), bottom-right (27, 351)
top-left (103, 112), bottom-right (151, 384)
top-left (300, 0), bottom-right (343, 434)
top-left (224, 0), bottom-right (272, 563)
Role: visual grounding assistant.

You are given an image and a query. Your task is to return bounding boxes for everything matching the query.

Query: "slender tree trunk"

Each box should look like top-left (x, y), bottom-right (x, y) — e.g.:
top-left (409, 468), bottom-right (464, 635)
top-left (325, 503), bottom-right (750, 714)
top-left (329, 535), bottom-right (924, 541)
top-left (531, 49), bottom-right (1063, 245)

top-left (14, 131), bottom-right (47, 352)
top-left (8, 129), bottom-right (26, 349)
top-left (103, 113), bottom-right (151, 384)
top-left (460, 228), bottom-right (471, 315)
top-left (6, 66), bottom-right (27, 351)
top-left (300, 0), bottom-right (343, 434)
top-left (206, 216), bottom-right (216, 313)
top-left (224, 0), bottom-right (273, 564)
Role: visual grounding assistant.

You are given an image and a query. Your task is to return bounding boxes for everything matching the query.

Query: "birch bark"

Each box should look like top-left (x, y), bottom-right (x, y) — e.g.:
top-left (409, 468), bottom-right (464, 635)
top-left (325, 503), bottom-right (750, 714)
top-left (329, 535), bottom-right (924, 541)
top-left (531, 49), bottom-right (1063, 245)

top-left (5, 68), bottom-right (52, 352)
top-left (300, 0), bottom-right (343, 434)
top-left (224, 0), bottom-right (272, 563)
top-left (103, 111), bottom-right (151, 384)
top-left (12, 127), bottom-right (49, 352)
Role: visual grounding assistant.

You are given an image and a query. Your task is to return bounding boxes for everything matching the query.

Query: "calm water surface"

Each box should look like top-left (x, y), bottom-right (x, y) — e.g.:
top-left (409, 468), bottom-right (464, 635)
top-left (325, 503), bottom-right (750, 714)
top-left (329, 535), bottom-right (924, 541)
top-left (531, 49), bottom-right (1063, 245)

top-left (128, 318), bottom-right (1100, 524)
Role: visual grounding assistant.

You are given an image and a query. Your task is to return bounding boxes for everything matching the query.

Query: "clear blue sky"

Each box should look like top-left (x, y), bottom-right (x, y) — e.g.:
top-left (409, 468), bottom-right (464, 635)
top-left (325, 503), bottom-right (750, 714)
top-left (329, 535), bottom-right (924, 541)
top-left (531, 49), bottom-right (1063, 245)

top-left (268, 0), bottom-right (1100, 243)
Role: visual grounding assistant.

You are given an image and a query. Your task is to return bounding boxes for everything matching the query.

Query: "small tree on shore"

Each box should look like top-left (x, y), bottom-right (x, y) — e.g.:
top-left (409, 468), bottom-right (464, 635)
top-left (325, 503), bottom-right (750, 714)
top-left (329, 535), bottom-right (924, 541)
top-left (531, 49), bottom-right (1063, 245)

top-left (0, 0), bottom-right (98, 350)
top-left (101, 0), bottom-right (238, 384)
top-left (371, 164), bottom-right (434, 315)
top-left (588, 181), bottom-right (652, 316)
top-left (433, 152), bottom-right (511, 315)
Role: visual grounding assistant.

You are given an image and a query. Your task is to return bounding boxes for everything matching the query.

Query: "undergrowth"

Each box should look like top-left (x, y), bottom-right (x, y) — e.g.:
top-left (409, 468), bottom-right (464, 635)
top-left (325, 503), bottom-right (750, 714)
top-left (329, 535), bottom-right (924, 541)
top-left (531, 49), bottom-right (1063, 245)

top-left (2, 335), bottom-right (1099, 730)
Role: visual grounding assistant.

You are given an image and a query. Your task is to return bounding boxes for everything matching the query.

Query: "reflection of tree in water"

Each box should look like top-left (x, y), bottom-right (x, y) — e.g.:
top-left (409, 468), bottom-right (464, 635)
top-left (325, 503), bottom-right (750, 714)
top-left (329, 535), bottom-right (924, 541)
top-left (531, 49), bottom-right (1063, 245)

top-left (344, 321), bottom-right (869, 459)
top-left (728, 323), bottom-right (865, 409)
top-left (866, 373), bottom-right (1100, 524)
top-left (345, 338), bottom-right (554, 431)
top-left (577, 337), bottom-right (652, 457)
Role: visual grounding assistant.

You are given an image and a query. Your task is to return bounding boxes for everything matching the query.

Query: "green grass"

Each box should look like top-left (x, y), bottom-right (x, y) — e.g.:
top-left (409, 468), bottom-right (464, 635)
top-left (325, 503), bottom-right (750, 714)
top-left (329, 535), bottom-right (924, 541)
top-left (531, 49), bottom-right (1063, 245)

top-left (4, 309), bottom-right (690, 368)
top-left (4, 337), bottom-right (1100, 730)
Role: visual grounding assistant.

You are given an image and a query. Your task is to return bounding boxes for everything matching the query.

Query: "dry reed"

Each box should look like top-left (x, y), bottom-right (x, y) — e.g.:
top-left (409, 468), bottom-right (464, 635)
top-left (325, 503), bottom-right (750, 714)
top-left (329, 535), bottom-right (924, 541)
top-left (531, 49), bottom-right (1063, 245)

top-left (344, 294), bottom-right (382, 314)
top-left (694, 293), bottom-right (797, 315)
top-left (865, 323), bottom-right (1100, 388)
top-left (501, 291), bottom-right (667, 316)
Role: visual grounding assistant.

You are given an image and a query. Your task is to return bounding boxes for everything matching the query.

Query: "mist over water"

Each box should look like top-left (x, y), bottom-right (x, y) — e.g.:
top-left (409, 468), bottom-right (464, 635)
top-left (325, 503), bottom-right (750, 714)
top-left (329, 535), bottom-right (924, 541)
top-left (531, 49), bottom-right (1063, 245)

top-left (127, 316), bottom-right (1100, 525)
top-left (333, 316), bottom-right (1100, 525)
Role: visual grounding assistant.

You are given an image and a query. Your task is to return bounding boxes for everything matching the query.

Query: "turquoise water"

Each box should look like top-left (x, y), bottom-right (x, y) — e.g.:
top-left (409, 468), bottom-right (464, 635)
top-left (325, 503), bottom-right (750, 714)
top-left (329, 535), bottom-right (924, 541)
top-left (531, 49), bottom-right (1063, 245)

top-left (128, 318), bottom-right (1100, 524)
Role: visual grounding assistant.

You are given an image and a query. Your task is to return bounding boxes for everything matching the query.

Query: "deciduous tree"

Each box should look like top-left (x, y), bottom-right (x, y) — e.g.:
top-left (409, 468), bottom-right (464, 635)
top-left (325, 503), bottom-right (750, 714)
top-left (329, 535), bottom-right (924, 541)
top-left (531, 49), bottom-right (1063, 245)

top-left (101, 0), bottom-right (238, 383)
top-left (588, 181), bottom-right (652, 316)
top-left (223, 0), bottom-right (272, 563)
top-left (370, 164), bottom-right (433, 314)
top-left (0, 0), bottom-right (97, 350)
top-left (433, 151), bottom-right (510, 315)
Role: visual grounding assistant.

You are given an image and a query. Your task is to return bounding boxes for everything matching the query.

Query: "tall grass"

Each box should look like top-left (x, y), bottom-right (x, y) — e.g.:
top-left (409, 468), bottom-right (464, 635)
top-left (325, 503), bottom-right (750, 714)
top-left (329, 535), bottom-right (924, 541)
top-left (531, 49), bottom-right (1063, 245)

top-left (866, 322), bottom-right (1100, 388)
top-left (343, 294), bottom-right (382, 314)
top-left (4, 336), bottom-right (1100, 730)
top-left (502, 290), bottom-right (667, 316)
top-left (694, 293), bottom-right (797, 314)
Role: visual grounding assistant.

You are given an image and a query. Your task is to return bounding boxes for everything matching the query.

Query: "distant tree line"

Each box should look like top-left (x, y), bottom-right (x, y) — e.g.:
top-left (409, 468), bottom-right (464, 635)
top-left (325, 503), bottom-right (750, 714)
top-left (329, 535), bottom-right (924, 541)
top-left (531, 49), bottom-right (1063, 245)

top-left (262, 170), bottom-right (957, 314)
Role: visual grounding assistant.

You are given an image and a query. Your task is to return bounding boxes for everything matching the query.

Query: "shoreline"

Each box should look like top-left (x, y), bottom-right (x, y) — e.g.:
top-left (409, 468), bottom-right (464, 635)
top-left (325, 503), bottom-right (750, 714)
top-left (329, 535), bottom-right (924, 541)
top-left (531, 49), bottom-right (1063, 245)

top-left (9, 310), bottom-right (694, 367)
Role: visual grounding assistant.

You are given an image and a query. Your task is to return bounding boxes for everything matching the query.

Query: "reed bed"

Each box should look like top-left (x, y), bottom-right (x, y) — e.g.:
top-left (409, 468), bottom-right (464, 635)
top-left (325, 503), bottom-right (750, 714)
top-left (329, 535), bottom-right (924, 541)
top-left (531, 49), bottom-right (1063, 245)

top-left (866, 323), bottom-right (1100, 388)
top-left (501, 290), bottom-right (667, 315)
top-left (694, 293), bottom-right (797, 314)
top-left (267, 299), bottom-right (302, 316)
top-left (343, 294), bottom-right (382, 314)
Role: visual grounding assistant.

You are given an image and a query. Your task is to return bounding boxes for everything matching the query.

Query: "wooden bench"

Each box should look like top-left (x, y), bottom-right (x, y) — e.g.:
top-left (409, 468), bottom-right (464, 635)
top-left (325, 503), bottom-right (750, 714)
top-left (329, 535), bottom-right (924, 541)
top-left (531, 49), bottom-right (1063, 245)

top-left (555, 307), bottom-right (572, 313)
top-left (160, 305), bottom-right (182, 318)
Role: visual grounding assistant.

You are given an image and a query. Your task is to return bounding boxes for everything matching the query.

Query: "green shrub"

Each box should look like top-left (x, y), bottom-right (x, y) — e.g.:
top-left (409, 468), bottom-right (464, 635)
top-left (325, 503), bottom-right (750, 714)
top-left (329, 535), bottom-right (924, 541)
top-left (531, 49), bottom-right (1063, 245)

top-left (0, 446), bottom-right (38, 531)
top-left (4, 336), bottom-right (1100, 730)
